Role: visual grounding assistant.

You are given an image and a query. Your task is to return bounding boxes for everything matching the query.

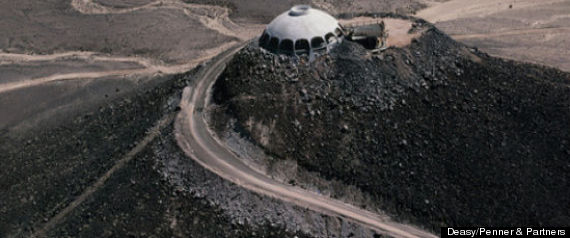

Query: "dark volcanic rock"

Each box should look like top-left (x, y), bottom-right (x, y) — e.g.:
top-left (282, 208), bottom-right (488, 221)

top-left (213, 24), bottom-right (570, 232)
top-left (0, 62), bottom-right (312, 238)
top-left (47, 127), bottom-right (313, 238)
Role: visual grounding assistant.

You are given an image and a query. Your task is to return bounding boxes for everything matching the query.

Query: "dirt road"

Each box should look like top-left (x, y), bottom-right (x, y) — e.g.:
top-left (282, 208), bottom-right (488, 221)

top-left (173, 42), bottom-right (438, 238)
top-left (0, 42), bottom-right (236, 94)
top-left (0, 0), bottom-right (265, 132)
top-left (71, 0), bottom-right (262, 40)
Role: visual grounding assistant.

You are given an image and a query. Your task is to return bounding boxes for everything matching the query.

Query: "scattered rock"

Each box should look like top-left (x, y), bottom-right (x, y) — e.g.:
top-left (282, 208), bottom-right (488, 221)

top-left (213, 23), bottom-right (570, 233)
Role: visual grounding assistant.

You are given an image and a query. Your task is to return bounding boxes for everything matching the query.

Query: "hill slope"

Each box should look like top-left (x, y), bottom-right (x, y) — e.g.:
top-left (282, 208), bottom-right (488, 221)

top-left (212, 21), bottom-right (570, 231)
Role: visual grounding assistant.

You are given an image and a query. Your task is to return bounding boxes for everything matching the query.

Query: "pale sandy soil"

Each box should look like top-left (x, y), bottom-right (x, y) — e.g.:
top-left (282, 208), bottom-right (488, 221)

top-left (416, 0), bottom-right (570, 71)
top-left (0, 0), bottom-right (263, 132)
top-left (340, 17), bottom-right (424, 47)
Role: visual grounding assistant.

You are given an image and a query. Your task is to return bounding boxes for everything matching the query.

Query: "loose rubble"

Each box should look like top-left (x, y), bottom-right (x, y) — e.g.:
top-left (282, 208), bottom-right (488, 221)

top-left (213, 19), bottom-right (570, 233)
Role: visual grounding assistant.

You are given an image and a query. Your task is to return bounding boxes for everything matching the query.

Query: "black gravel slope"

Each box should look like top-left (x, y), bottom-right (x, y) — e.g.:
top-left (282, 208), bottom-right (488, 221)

top-left (0, 64), bottom-right (312, 238)
top-left (47, 126), bottom-right (313, 238)
top-left (213, 24), bottom-right (570, 232)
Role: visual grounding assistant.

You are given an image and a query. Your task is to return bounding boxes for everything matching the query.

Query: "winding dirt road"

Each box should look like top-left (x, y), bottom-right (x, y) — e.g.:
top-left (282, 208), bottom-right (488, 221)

top-left (174, 42), bottom-right (438, 238)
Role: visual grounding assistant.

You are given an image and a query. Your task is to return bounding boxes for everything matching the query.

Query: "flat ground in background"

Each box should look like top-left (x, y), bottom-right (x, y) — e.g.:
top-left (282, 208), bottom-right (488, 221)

top-left (417, 0), bottom-right (570, 71)
top-left (2, 0), bottom-right (568, 134)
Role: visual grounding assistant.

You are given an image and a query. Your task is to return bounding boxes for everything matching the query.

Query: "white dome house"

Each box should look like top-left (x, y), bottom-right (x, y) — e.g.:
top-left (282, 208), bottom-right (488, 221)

top-left (258, 5), bottom-right (344, 55)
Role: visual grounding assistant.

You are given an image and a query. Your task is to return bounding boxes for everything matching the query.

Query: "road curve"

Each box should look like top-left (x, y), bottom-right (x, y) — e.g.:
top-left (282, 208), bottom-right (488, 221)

top-left (174, 42), bottom-right (438, 238)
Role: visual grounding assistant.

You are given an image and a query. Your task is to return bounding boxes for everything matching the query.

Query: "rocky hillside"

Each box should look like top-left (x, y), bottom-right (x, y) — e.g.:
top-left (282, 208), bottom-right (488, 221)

top-left (212, 20), bottom-right (570, 232)
top-left (0, 65), bottom-right (312, 238)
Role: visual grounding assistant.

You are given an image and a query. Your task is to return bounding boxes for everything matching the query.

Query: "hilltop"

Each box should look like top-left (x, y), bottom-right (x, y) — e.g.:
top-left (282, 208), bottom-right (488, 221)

top-left (212, 18), bottom-right (570, 232)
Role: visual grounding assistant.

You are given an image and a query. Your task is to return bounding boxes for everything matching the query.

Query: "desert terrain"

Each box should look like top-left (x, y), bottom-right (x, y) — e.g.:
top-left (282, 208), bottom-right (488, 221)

top-left (417, 0), bottom-right (570, 71)
top-left (2, 0), bottom-right (568, 134)
top-left (1, 0), bottom-right (569, 237)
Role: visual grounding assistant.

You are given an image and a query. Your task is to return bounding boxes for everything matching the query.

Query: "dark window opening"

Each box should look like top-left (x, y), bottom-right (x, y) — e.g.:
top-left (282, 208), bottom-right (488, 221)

top-left (259, 32), bottom-right (270, 47)
top-left (335, 28), bottom-right (344, 37)
top-left (311, 37), bottom-right (325, 49)
top-left (295, 39), bottom-right (310, 54)
top-left (279, 39), bottom-right (294, 53)
top-left (268, 37), bottom-right (280, 50)
top-left (325, 33), bottom-right (336, 44)
top-left (354, 37), bottom-right (379, 50)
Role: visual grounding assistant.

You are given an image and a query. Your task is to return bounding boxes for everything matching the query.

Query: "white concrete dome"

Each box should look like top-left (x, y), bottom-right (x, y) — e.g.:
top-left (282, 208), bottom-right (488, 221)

top-left (259, 5), bottom-right (343, 55)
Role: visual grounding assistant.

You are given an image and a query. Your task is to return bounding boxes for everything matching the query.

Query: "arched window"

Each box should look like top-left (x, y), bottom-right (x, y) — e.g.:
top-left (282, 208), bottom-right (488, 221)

top-left (335, 28), bottom-right (343, 37)
top-left (295, 39), bottom-right (310, 55)
top-left (259, 31), bottom-right (270, 47)
top-left (279, 39), bottom-right (294, 53)
top-left (268, 37), bottom-right (280, 50)
top-left (311, 37), bottom-right (325, 49)
top-left (325, 33), bottom-right (336, 44)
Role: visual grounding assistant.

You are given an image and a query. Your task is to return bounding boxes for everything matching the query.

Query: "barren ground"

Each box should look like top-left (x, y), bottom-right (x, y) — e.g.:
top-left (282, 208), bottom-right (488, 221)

top-left (1, 0), bottom-right (569, 237)
top-left (0, 0), bottom-right (262, 134)
top-left (3, 0), bottom-right (567, 133)
top-left (417, 0), bottom-right (570, 71)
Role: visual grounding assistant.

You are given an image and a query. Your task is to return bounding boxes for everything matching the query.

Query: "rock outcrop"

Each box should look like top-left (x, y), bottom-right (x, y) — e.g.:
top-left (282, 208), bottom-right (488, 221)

top-left (213, 19), bottom-right (570, 232)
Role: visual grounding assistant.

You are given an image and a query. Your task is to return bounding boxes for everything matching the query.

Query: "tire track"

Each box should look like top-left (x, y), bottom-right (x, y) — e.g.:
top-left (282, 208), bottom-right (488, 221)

top-left (0, 42), bottom-right (237, 94)
top-left (28, 112), bottom-right (176, 238)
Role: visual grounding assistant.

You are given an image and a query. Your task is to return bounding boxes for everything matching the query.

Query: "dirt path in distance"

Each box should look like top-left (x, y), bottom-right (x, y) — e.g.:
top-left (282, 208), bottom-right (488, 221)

top-left (0, 42), bottom-right (237, 94)
top-left (71, 0), bottom-right (263, 40)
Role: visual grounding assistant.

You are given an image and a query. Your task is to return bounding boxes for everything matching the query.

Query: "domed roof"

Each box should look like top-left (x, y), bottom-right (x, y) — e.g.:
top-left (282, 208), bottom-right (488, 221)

top-left (265, 5), bottom-right (339, 41)
top-left (259, 5), bottom-right (343, 55)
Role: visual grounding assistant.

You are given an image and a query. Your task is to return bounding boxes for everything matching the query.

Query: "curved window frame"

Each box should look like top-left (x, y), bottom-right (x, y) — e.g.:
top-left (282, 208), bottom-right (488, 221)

top-left (335, 27), bottom-right (344, 37)
top-left (279, 39), bottom-right (294, 53)
top-left (295, 38), bottom-right (310, 55)
top-left (311, 37), bottom-right (326, 49)
top-left (259, 31), bottom-right (270, 47)
top-left (268, 37), bottom-right (280, 50)
top-left (325, 32), bottom-right (337, 44)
